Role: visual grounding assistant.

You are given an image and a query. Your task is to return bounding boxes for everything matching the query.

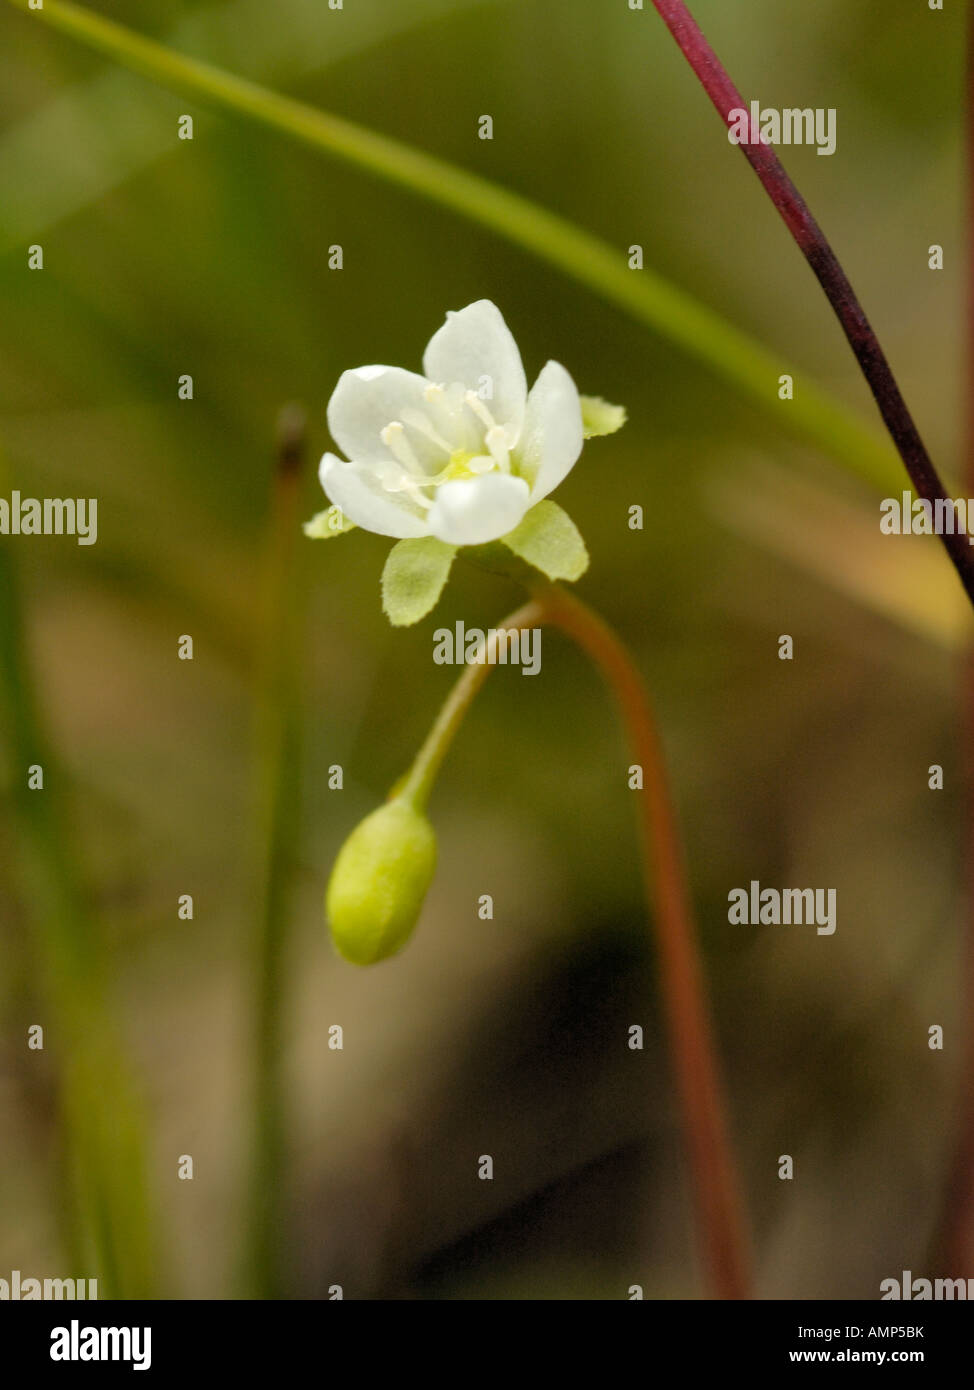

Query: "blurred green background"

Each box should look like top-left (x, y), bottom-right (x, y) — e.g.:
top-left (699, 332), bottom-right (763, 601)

top-left (0, 0), bottom-right (969, 1299)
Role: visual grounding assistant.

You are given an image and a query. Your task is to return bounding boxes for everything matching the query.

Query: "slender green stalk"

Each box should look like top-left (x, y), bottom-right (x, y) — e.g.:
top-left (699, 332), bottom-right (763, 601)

top-left (0, 456), bottom-right (156, 1297)
top-left (244, 406), bottom-right (308, 1298)
top-left (397, 602), bottom-right (544, 809)
top-left (8, 0), bottom-right (899, 492)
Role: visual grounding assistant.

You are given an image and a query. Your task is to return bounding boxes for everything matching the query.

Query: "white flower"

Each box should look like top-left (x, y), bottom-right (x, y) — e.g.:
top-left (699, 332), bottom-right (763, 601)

top-left (318, 300), bottom-right (584, 547)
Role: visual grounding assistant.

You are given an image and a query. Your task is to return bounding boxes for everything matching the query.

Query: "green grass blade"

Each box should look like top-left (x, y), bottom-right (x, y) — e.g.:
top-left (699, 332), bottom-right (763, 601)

top-left (243, 411), bottom-right (309, 1298)
top-left (8, 0), bottom-right (900, 492)
top-left (0, 453), bottom-right (158, 1298)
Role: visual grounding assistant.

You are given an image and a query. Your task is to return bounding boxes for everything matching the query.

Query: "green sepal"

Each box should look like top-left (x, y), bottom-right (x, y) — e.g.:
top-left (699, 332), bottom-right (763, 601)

top-left (303, 505), bottom-right (357, 539)
top-left (500, 500), bottom-right (589, 582)
top-left (381, 536), bottom-right (457, 626)
top-left (580, 395), bottom-right (627, 439)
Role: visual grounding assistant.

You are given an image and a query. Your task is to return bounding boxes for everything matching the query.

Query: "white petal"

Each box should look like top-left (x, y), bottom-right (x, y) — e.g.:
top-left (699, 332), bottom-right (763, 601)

top-left (422, 300), bottom-right (527, 439)
top-left (426, 474), bottom-right (531, 547)
top-left (328, 365), bottom-right (445, 466)
top-left (517, 360), bottom-right (584, 501)
top-left (319, 453), bottom-right (429, 539)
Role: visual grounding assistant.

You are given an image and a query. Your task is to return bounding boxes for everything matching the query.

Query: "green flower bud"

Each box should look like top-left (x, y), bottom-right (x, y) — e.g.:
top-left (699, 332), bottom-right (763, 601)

top-left (326, 797), bottom-right (437, 965)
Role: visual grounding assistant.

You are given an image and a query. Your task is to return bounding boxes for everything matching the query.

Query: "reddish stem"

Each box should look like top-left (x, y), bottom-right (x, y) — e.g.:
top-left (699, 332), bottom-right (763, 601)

top-left (935, 12), bottom-right (974, 1279)
top-left (539, 584), bottom-right (751, 1300)
top-left (650, 0), bottom-right (974, 610)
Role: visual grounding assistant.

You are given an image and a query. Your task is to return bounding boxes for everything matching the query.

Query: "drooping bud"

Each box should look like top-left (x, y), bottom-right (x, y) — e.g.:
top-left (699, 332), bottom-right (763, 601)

top-left (325, 797), bottom-right (437, 965)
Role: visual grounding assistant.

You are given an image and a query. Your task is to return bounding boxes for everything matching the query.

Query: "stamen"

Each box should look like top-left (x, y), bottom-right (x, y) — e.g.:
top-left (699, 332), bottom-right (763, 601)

top-left (464, 390), bottom-right (497, 432)
top-left (375, 461), bottom-right (406, 491)
top-left (399, 408), bottom-right (454, 456)
top-left (380, 422), bottom-right (424, 476)
top-left (377, 466), bottom-right (433, 510)
top-left (485, 427), bottom-right (510, 473)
